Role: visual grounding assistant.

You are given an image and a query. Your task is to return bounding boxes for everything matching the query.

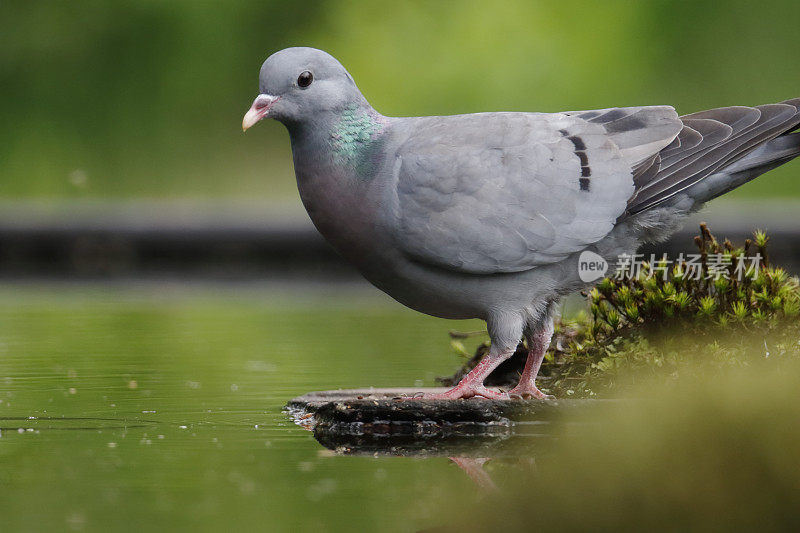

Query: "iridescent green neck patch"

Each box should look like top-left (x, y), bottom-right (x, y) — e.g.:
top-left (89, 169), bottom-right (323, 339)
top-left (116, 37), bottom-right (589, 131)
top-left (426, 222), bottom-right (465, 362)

top-left (330, 105), bottom-right (387, 168)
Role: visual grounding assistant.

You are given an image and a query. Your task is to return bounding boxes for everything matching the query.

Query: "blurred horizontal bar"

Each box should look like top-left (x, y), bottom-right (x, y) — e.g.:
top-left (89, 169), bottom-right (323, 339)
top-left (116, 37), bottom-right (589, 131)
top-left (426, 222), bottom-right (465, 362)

top-left (0, 199), bottom-right (799, 280)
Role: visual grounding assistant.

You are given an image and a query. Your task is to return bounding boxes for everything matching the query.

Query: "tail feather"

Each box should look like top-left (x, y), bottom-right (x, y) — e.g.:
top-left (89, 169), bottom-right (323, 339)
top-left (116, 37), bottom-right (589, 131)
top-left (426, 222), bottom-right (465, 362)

top-left (687, 131), bottom-right (800, 204)
top-left (625, 98), bottom-right (800, 215)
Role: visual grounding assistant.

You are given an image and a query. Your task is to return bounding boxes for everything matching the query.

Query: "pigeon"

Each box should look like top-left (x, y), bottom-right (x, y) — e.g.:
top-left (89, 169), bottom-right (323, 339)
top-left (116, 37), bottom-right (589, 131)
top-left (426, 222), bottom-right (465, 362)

top-left (243, 47), bottom-right (800, 400)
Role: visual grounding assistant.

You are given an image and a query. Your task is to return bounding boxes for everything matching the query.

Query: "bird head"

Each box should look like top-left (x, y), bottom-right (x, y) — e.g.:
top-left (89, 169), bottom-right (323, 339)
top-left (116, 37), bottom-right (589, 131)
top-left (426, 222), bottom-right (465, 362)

top-left (242, 47), bottom-right (366, 131)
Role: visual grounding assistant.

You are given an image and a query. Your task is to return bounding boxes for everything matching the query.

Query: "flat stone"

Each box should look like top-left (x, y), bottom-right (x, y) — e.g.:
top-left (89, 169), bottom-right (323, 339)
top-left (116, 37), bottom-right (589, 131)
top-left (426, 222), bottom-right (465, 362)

top-left (285, 388), bottom-right (606, 456)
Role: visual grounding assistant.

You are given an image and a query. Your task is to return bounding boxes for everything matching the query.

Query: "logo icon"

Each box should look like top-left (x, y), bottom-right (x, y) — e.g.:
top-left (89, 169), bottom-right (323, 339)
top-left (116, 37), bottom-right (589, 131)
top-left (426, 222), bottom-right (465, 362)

top-left (578, 251), bottom-right (608, 282)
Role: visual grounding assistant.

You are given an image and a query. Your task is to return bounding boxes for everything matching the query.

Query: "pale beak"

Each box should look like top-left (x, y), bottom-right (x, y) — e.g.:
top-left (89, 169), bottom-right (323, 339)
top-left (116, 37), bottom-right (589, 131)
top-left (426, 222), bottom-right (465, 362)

top-left (242, 94), bottom-right (279, 131)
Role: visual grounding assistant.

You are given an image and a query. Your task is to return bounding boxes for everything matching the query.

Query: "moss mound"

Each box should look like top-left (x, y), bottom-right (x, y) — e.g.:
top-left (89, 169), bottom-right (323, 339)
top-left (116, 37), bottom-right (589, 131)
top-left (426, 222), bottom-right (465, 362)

top-left (439, 225), bottom-right (800, 398)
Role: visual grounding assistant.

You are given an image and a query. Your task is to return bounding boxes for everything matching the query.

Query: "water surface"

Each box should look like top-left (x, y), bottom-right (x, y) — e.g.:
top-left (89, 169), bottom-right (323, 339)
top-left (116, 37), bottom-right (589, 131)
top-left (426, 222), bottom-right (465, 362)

top-left (0, 282), bottom-right (494, 532)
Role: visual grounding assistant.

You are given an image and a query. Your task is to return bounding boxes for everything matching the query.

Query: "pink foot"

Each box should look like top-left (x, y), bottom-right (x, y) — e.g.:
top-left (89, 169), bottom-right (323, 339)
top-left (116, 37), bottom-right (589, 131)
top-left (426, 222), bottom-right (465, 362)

top-left (404, 383), bottom-right (509, 400)
top-left (507, 383), bottom-right (554, 400)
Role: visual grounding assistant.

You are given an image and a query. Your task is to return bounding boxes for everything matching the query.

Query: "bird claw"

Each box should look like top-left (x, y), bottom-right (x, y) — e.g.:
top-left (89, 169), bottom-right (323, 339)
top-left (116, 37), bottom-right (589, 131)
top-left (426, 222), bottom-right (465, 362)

top-left (401, 385), bottom-right (509, 401)
top-left (397, 384), bottom-right (554, 401)
top-left (507, 385), bottom-right (554, 400)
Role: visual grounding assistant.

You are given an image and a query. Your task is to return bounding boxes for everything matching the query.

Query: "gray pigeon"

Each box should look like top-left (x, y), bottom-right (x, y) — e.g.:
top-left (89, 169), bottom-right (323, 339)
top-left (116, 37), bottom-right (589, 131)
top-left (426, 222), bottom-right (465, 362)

top-left (243, 47), bottom-right (800, 400)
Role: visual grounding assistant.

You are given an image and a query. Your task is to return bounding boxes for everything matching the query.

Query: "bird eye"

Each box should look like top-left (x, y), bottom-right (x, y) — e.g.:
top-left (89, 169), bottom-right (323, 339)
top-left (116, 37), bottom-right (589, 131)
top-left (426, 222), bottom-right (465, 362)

top-left (297, 71), bottom-right (313, 88)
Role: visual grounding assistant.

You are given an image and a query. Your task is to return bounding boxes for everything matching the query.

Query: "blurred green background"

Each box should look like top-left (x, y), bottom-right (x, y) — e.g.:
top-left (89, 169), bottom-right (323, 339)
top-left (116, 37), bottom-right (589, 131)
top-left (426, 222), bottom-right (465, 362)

top-left (3, 3), bottom-right (800, 531)
top-left (2, 0), bottom-right (799, 201)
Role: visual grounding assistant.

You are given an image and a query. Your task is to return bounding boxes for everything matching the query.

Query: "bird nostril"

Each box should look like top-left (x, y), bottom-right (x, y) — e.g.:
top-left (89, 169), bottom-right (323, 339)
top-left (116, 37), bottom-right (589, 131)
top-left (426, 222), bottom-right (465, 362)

top-left (243, 95), bottom-right (277, 131)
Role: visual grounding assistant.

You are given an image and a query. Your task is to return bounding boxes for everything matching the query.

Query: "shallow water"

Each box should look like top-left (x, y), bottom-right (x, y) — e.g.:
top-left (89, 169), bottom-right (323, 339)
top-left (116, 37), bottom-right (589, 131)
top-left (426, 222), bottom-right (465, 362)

top-left (0, 282), bottom-right (505, 532)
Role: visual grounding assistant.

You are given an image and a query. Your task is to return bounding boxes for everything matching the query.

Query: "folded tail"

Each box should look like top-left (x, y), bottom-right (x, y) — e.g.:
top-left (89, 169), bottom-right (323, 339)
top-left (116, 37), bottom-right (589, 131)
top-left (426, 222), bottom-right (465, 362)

top-left (625, 98), bottom-right (800, 215)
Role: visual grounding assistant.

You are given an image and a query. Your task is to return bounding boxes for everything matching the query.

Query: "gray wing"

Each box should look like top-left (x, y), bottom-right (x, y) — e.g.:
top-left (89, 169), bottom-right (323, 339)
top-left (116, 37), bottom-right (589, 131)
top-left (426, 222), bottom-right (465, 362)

top-left (627, 98), bottom-right (800, 214)
top-left (393, 107), bottom-right (682, 274)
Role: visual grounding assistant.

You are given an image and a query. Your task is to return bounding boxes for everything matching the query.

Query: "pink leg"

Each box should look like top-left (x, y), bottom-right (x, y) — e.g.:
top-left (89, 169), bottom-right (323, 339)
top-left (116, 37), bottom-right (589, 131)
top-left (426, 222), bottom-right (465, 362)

top-left (421, 346), bottom-right (514, 400)
top-left (508, 322), bottom-right (555, 400)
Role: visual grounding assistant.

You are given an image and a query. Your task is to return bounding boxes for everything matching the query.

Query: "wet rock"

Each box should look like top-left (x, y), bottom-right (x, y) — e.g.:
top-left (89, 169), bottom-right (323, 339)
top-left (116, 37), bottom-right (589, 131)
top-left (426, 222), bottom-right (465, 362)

top-left (286, 388), bottom-right (605, 456)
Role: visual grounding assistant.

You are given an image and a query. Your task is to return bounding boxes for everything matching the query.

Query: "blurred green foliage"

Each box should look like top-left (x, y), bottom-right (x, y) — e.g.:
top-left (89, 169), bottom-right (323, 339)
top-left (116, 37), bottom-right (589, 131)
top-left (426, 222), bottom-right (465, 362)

top-left (1, 0), bottom-right (799, 199)
top-left (454, 362), bottom-right (800, 531)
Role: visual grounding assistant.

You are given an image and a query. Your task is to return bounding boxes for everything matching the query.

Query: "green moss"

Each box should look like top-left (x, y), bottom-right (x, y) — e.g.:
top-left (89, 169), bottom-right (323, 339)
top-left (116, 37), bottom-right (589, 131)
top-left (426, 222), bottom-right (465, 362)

top-left (441, 225), bottom-right (800, 398)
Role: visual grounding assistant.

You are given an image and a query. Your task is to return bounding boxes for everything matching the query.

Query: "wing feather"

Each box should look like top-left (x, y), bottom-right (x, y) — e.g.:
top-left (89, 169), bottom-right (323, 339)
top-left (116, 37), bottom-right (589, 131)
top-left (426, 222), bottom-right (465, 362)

top-left (393, 108), bottom-right (681, 274)
top-left (628, 101), bottom-right (800, 214)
